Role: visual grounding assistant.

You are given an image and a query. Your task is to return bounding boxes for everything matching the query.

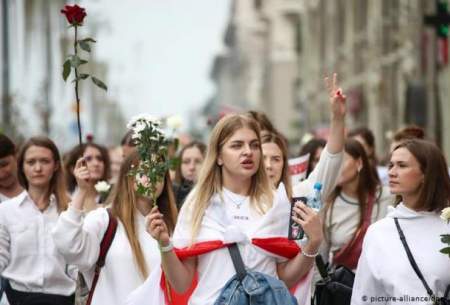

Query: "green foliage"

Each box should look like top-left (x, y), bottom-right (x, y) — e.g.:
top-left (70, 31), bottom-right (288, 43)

top-left (92, 76), bottom-right (108, 91)
top-left (79, 40), bottom-right (91, 52)
top-left (127, 116), bottom-right (175, 206)
top-left (69, 55), bottom-right (88, 69)
top-left (63, 59), bottom-right (71, 81)
top-left (441, 234), bottom-right (450, 258)
top-left (442, 234), bottom-right (450, 244)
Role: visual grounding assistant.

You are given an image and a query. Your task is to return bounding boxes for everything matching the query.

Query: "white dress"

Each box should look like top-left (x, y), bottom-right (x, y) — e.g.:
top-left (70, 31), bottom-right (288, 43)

top-left (52, 206), bottom-right (161, 305)
top-left (351, 203), bottom-right (450, 305)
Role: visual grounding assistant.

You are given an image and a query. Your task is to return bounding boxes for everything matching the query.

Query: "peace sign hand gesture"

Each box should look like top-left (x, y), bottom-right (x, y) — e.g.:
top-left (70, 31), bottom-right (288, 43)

top-left (325, 73), bottom-right (346, 121)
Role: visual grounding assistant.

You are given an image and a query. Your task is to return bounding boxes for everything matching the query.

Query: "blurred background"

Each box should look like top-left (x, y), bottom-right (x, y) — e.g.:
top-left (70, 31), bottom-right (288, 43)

top-left (1, 0), bottom-right (450, 161)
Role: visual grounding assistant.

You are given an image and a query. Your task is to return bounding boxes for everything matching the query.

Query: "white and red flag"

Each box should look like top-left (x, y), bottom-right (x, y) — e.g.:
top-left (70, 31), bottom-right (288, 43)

top-left (288, 154), bottom-right (310, 185)
top-left (126, 184), bottom-right (313, 305)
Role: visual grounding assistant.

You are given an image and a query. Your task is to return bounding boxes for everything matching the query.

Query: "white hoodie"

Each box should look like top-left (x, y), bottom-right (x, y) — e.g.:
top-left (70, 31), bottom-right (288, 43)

top-left (351, 203), bottom-right (450, 305)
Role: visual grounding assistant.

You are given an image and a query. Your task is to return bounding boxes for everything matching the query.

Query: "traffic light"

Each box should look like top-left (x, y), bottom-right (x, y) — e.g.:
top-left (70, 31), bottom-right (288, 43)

top-left (437, 0), bottom-right (449, 38)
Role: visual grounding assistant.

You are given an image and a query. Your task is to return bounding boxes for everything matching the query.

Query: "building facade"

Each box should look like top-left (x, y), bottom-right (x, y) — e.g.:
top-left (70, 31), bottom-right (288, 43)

top-left (209, 0), bottom-right (450, 159)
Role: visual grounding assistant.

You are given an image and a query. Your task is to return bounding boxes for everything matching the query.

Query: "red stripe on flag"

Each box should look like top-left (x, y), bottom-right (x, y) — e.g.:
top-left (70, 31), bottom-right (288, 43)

top-left (160, 238), bottom-right (303, 304)
top-left (174, 240), bottom-right (227, 260)
top-left (160, 270), bottom-right (198, 305)
top-left (289, 162), bottom-right (308, 175)
top-left (252, 237), bottom-right (300, 259)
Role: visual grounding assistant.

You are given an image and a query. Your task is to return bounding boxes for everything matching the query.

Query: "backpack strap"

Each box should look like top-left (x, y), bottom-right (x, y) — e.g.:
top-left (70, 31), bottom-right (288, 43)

top-left (86, 208), bottom-right (118, 305)
top-left (394, 218), bottom-right (436, 299)
top-left (227, 243), bottom-right (247, 281)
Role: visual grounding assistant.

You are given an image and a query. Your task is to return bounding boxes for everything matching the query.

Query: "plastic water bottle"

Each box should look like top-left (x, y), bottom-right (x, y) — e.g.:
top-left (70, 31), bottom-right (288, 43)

top-left (308, 182), bottom-right (323, 211)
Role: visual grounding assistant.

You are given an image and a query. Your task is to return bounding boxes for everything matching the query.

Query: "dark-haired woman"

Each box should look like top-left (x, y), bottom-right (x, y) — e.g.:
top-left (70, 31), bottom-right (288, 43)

top-left (299, 138), bottom-right (326, 179)
top-left (64, 143), bottom-right (111, 212)
top-left (52, 151), bottom-right (178, 305)
top-left (351, 139), bottom-right (450, 305)
top-left (0, 137), bottom-right (75, 305)
top-left (321, 139), bottom-right (394, 270)
top-left (173, 141), bottom-right (206, 208)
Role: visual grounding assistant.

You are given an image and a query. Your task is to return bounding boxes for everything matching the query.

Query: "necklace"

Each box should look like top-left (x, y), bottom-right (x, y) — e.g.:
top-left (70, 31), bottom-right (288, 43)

top-left (223, 190), bottom-right (247, 209)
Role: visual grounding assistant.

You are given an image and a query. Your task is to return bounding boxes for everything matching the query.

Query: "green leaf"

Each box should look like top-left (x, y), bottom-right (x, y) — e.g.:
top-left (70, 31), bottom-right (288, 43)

top-left (92, 76), bottom-right (108, 91)
top-left (70, 55), bottom-right (88, 69)
top-left (71, 74), bottom-right (90, 83)
top-left (79, 40), bottom-right (91, 52)
top-left (440, 247), bottom-right (450, 254)
top-left (62, 59), bottom-right (71, 81)
top-left (441, 234), bottom-right (450, 244)
top-left (80, 38), bottom-right (97, 43)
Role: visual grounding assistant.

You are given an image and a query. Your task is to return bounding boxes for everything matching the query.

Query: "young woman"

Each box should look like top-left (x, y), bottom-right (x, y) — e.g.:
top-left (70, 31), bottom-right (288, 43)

top-left (299, 138), bottom-right (326, 179)
top-left (173, 141), bottom-right (206, 208)
top-left (351, 139), bottom-right (450, 305)
top-left (320, 139), bottom-right (394, 270)
top-left (0, 137), bottom-right (74, 305)
top-left (262, 131), bottom-right (293, 199)
top-left (246, 110), bottom-right (278, 139)
top-left (64, 143), bottom-right (111, 212)
top-left (52, 151), bottom-right (178, 305)
top-left (0, 134), bottom-right (23, 203)
top-left (141, 74), bottom-right (347, 305)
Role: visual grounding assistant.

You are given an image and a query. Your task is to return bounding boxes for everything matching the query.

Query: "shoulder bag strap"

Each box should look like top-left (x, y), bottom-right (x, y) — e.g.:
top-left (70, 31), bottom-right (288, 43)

top-left (86, 208), bottom-right (118, 305)
top-left (315, 255), bottom-right (329, 280)
top-left (227, 243), bottom-right (247, 281)
top-left (394, 217), bottom-right (436, 299)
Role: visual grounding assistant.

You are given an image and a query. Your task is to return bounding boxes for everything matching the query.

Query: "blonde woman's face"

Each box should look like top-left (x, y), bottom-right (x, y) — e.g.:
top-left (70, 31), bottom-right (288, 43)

top-left (262, 142), bottom-right (283, 187)
top-left (218, 127), bottom-right (260, 181)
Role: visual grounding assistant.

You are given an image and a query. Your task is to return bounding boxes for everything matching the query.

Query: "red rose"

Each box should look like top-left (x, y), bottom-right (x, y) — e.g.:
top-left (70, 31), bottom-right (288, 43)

top-left (61, 5), bottom-right (87, 25)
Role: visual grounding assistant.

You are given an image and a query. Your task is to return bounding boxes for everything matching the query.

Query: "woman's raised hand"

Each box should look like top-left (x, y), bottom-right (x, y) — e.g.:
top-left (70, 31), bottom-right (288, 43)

top-left (74, 157), bottom-right (94, 191)
top-left (325, 73), bottom-right (347, 121)
top-left (146, 206), bottom-right (170, 246)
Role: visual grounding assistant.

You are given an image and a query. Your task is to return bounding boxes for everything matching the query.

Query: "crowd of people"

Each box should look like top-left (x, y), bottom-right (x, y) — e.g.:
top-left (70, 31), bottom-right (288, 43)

top-left (0, 75), bottom-right (449, 305)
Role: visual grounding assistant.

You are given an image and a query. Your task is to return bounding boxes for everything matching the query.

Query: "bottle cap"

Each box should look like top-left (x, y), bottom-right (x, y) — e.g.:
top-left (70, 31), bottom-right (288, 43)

top-left (314, 182), bottom-right (322, 190)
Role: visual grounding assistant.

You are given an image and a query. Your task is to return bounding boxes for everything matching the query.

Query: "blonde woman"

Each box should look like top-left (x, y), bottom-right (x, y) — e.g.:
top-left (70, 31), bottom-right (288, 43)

top-left (52, 151), bottom-right (178, 305)
top-left (136, 75), bottom-right (347, 305)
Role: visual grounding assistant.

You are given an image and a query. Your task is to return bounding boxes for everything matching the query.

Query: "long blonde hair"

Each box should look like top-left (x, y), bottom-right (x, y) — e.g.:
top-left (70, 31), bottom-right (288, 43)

top-left (109, 151), bottom-right (178, 279)
top-left (188, 114), bottom-right (274, 241)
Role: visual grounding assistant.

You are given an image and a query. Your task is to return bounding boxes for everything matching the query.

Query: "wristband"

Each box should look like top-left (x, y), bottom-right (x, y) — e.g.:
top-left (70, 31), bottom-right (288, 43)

top-left (158, 241), bottom-right (174, 253)
top-left (301, 249), bottom-right (319, 258)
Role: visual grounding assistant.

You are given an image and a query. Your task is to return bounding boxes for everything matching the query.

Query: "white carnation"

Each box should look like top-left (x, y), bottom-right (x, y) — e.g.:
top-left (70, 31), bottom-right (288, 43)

top-left (441, 207), bottom-right (450, 222)
top-left (95, 181), bottom-right (111, 193)
top-left (127, 113), bottom-right (160, 129)
top-left (166, 115), bottom-right (182, 130)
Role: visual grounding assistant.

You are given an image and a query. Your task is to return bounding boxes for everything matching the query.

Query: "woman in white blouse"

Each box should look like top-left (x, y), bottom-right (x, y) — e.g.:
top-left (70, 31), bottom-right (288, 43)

top-left (351, 139), bottom-right (450, 305)
top-left (52, 151), bottom-right (178, 305)
top-left (0, 137), bottom-right (74, 305)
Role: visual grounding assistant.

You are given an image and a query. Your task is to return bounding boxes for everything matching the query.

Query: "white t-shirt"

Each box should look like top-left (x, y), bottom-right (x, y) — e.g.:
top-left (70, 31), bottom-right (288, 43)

top-left (321, 186), bottom-right (395, 262)
top-left (188, 188), bottom-right (282, 305)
